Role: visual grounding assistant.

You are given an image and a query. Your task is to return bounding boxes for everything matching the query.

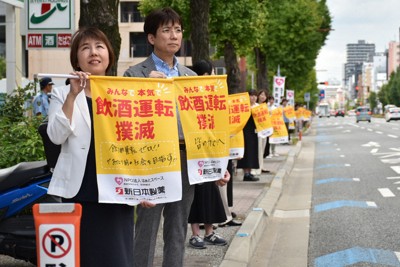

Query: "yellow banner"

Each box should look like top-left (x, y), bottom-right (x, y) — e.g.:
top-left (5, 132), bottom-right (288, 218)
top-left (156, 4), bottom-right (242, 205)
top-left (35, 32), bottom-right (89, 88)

top-left (270, 107), bottom-right (288, 144)
top-left (90, 76), bottom-right (181, 205)
top-left (295, 107), bottom-right (304, 120)
top-left (303, 109), bottom-right (312, 121)
top-left (174, 75), bottom-right (230, 184)
top-left (228, 92), bottom-right (251, 136)
top-left (251, 103), bottom-right (273, 138)
top-left (229, 131), bottom-right (244, 159)
top-left (284, 105), bottom-right (296, 122)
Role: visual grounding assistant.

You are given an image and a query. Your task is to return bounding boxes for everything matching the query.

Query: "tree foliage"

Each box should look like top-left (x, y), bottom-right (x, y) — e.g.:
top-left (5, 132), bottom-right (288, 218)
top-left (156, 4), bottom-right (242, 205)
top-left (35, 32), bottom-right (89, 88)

top-left (257, 0), bottom-right (331, 97)
top-left (0, 83), bottom-right (45, 168)
top-left (378, 68), bottom-right (400, 107)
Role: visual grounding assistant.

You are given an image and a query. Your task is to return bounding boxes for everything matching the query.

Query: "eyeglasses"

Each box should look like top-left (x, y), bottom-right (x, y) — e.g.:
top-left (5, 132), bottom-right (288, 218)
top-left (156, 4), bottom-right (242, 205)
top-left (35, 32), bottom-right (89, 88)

top-left (160, 27), bottom-right (183, 35)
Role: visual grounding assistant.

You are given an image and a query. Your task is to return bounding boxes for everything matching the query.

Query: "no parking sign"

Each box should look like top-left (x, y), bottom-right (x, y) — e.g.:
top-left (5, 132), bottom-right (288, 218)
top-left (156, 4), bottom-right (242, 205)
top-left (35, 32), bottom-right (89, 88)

top-left (33, 203), bottom-right (82, 267)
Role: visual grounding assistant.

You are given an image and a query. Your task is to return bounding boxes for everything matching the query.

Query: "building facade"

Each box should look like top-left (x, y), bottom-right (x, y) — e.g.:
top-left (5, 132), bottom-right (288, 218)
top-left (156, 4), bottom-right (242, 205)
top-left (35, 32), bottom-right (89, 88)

top-left (387, 41), bottom-right (400, 77)
top-left (344, 40), bottom-right (375, 86)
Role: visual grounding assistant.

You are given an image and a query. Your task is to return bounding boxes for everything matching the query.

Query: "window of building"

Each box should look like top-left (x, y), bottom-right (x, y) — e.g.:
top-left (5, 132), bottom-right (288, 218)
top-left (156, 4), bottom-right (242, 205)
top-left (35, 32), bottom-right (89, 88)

top-left (129, 32), bottom-right (151, 57)
top-left (0, 15), bottom-right (5, 58)
top-left (120, 2), bottom-right (144, 23)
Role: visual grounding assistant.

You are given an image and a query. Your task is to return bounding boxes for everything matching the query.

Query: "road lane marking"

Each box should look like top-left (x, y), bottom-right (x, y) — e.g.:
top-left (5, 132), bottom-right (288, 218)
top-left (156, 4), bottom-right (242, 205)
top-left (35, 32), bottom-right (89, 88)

top-left (371, 148), bottom-right (378, 154)
top-left (376, 131), bottom-right (383, 134)
top-left (314, 200), bottom-right (377, 212)
top-left (314, 247), bottom-right (400, 267)
top-left (315, 178), bottom-right (360, 185)
top-left (388, 134), bottom-right (398, 138)
top-left (362, 142), bottom-right (380, 147)
top-left (391, 166), bottom-right (400, 174)
top-left (378, 188), bottom-right (396, 197)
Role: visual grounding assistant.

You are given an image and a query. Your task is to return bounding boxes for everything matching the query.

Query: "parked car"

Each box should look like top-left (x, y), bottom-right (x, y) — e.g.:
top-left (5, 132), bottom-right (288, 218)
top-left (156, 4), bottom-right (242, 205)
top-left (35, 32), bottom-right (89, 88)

top-left (356, 107), bottom-right (371, 123)
top-left (385, 106), bottom-right (400, 122)
top-left (335, 110), bottom-right (345, 117)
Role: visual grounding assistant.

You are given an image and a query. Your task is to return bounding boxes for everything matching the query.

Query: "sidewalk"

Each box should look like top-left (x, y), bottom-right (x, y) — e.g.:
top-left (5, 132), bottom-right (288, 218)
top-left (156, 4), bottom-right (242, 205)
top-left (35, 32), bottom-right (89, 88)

top-left (153, 141), bottom-right (301, 267)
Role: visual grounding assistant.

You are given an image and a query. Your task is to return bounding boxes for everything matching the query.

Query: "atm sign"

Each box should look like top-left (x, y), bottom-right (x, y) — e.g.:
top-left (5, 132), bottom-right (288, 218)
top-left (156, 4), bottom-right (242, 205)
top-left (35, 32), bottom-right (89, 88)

top-left (27, 33), bottom-right (71, 49)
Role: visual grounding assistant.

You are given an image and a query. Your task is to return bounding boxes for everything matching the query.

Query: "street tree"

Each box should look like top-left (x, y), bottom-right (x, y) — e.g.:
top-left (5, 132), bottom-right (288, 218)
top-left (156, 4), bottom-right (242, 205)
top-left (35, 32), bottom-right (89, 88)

top-left (209, 0), bottom-right (264, 94)
top-left (79, 0), bottom-right (121, 75)
top-left (254, 0), bottom-right (331, 99)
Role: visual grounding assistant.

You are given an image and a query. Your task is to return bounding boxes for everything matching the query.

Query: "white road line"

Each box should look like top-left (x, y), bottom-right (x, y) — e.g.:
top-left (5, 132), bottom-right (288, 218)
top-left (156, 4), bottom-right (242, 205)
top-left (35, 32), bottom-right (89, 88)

top-left (378, 188), bottom-right (396, 197)
top-left (387, 176), bottom-right (400, 179)
top-left (394, 251), bottom-right (400, 261)
top-left (391, 166), bottom-right (400, 174)
top-left (376, 131), bottom-right (383, 134)
top-left (371, 148), bottom-right (378, 154)
top-left (388, 134), bottom-right (398, 138)
top-left (345, 164), bottom-right (351, 167)
top-left (367, 128), bottom-right (373, 132)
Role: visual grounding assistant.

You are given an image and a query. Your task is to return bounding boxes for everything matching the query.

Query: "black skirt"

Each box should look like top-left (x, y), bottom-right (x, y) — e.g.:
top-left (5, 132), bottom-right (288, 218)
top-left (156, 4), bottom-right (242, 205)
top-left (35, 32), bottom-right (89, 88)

top-left (236, 116), bottom-right (259, 169)
top-left (77, 202), bottom-right (134, 267)
top-left (188, 182), bottom-right (227, 224)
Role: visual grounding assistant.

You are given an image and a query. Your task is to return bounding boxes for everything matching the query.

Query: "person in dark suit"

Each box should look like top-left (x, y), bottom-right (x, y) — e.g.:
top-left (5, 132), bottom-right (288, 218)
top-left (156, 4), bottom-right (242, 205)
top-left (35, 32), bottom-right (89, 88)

top-left (124, 7), bottom-right (229, 267)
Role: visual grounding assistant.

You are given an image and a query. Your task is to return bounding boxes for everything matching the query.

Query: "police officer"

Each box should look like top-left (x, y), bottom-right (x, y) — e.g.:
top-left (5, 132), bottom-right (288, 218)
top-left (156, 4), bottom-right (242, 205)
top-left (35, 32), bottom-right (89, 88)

top-left (32, 77), bottom-right (54, 117)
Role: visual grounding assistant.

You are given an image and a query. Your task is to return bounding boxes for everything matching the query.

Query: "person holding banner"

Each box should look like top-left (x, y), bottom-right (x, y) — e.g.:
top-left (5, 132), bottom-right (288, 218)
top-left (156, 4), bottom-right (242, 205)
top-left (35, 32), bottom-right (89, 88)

top-left (187, 59), bottom-right (228, 249)
top-left (255, 89), bottom-right (271, 174)
top-left (281, 98), bottom-right (291, 144)
top-left (266, 95), bottom-right (279, 158)
top-left (124, 8), bottom-right (229, 267)
top-left (236, 89), bottom-right (260, 182)
top-left (46, 27), bottom-right (148, 267)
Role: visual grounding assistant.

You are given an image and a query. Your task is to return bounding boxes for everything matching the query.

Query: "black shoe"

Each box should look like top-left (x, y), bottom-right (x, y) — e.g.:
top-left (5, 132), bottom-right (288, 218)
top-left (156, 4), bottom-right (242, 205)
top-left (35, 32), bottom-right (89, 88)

top-left (231, 212), bottom-right (237, 218)
top-left (261, 169), bottom-right (271, 173)
top-left (243, 173), bottom-right (259, 182)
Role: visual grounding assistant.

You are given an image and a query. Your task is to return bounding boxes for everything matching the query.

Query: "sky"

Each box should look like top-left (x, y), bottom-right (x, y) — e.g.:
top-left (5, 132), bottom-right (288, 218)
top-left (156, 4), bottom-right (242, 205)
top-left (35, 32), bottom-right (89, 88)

top-left (316, 0), bottom-right (400, 84)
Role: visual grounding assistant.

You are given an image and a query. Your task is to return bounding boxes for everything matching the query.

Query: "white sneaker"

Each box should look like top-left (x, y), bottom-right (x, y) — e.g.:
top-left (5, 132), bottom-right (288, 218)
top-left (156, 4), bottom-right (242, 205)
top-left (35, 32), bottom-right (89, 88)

top-left (266, 155), bottom-right (272, 159)
top-left (273, 153), bottom-right (280, 157)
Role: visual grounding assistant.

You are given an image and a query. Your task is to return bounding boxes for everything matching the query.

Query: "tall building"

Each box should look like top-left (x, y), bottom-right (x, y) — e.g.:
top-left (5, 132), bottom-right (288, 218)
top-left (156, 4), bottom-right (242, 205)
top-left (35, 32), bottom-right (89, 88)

top-left (387, 41), bottom-right (400, 76)
top-left (344, 40), bottom-right (375, 85)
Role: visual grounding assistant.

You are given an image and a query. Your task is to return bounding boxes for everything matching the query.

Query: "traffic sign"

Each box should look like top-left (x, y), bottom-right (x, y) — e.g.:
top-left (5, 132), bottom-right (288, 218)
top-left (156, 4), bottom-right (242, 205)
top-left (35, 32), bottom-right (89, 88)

top-left (33, 203), bottom-right (82, 267)
top-left (304, 92), bottom-right (310, 102)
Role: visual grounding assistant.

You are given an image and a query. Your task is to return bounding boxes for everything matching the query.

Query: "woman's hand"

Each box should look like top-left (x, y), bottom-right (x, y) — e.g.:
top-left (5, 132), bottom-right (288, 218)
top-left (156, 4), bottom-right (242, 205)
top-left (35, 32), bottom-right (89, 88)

top-left (215, 170), bottom-right (230, 187)
top-left (69, 71), bottom-right (91, 97)
top-left (140, 200), bottom-right (156, 208)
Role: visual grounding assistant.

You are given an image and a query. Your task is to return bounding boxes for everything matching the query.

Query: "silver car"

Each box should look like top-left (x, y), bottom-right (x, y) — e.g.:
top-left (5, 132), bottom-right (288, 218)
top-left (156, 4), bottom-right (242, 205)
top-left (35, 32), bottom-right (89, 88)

top-left (356, 107), bottom-right (371, 123)
top-left (385, 107), bottom-right (400, 122)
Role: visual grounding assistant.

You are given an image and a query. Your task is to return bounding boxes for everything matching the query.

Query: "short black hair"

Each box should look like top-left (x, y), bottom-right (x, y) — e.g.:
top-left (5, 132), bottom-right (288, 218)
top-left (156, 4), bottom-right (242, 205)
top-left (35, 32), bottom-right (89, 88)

top-left (248, 89), bottom-right (258, 96)
top-left (144, 7), bottom-right (182, 37)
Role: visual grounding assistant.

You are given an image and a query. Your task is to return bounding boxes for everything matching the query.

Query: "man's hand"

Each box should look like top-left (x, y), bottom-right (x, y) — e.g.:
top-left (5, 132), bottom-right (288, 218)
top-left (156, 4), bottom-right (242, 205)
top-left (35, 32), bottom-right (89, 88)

top-left (149, 71), bottom-right (167, 78)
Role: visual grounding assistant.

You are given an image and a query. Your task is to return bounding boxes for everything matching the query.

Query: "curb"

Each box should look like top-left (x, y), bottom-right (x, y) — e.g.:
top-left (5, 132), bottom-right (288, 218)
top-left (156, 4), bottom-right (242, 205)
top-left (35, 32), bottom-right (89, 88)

top-left (220, 140), bottom-right (303, 267)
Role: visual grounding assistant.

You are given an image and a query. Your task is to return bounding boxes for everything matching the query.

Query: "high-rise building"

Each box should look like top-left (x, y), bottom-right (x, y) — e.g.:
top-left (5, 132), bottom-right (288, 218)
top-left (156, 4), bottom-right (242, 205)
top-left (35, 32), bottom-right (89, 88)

top-left (344, 40), bottom-right (375, 85)
top-left (387, 41), bottom-right (400, 76)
